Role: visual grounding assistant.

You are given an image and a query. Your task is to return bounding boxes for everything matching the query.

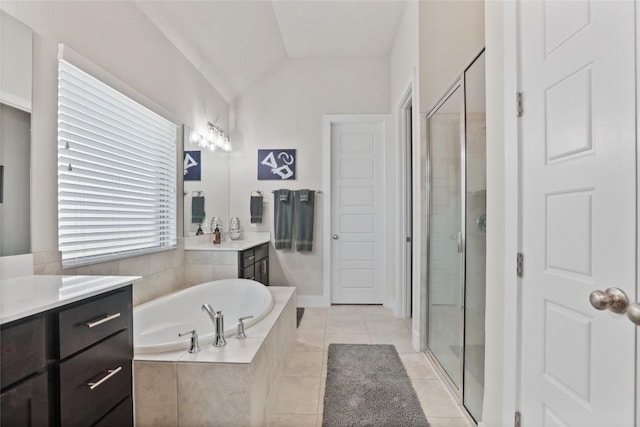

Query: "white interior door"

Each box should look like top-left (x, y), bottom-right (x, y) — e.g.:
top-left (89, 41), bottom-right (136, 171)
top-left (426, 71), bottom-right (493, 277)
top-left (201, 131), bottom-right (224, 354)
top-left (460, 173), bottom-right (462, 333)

top-left (519, 1), bottom-right (636, 426)
top-left (330, 118), bottom-right (387, 304)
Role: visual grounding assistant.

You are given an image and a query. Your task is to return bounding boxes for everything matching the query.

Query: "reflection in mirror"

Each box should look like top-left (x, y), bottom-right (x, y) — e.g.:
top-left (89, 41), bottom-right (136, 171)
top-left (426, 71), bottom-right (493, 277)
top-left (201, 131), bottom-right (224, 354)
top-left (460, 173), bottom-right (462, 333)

top-left (182, 125), bottom-right (230, 237)
top-left (0, 11), bottom-right (32, 256)
top-left (427, 84), bottom-right (464, 390)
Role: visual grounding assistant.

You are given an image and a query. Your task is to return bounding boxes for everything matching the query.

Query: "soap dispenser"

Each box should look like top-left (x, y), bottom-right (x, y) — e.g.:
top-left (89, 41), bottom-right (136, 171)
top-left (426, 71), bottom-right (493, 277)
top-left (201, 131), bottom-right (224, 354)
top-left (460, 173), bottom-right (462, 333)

top-left (213, 226), bottom-right (221, 244)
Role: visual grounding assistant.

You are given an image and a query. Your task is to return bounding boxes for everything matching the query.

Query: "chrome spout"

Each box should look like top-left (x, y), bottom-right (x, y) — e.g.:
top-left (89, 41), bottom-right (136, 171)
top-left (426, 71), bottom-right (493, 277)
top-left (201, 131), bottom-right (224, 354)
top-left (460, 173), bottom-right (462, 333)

top-left (202, 303), bottom-right (216, 322)
top-left (201, 303), bottom-right (226, 347)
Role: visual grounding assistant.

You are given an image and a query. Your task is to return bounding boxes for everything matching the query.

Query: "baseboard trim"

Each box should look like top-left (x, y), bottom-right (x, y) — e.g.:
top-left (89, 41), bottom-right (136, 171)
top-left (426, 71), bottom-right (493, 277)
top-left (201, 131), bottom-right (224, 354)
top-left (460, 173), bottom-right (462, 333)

top-left (296, 295), bottom-right (330, 307)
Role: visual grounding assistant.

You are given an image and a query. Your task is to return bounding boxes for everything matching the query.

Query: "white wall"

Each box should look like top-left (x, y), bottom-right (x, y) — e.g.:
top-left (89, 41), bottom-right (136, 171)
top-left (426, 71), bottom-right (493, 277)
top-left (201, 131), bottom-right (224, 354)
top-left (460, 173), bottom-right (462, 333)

top-left (0, 1), bottom-right (229, 305)
top-left (419, 0), bottom-right (485, 112)
top-left (390, 1), bottom-right (421, 321)
top-left (1, 10), bottom-right (32, 110)
top-left (483, 3), bottom-right (505, 425)
top-left (229, 58), bottom-right (390, 299)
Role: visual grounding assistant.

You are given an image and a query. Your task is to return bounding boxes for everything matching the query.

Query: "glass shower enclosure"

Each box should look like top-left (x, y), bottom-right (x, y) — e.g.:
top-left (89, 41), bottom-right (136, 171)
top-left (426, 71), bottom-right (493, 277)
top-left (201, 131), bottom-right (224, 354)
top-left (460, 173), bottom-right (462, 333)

top-left (426, 50), bottom-right (486, 423)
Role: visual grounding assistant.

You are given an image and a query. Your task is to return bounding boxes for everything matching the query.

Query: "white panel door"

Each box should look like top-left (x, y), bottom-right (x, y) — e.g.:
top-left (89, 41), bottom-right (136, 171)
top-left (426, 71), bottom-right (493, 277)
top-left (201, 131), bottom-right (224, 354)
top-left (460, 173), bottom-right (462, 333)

top-left (519, 1), bottom-right (636, 426)
top-left (331, 119), bottom-right (386, 304)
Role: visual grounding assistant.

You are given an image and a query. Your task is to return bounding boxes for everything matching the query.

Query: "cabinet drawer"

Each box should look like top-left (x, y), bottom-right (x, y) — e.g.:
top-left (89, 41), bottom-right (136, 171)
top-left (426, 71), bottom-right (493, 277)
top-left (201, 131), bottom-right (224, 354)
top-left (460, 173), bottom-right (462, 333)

top-left (1, 316), bottom-right (46, 389)
top-left (58, 289), bottom-right (130, 359)
top-left (59, 330), bottom-right (131, 427)
top-left (243, 265), bottom-right (255, 280)
top-left (1, 372), bottom-right (49, 427)
top-left (93, 396), bottom-right (133, 427)
top-left (242, 248), bottom-right (256, 266)
top-left (254, 243), bottom-right (268, 261)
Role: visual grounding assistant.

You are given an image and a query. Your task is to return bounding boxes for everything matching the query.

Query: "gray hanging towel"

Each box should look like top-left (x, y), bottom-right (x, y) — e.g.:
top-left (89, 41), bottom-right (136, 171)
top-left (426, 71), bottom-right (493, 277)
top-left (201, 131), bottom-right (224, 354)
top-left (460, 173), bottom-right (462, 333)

top-left (274, 189), bottom-right (293, 249)
top-left (250, 195), bottom-right (263, 224)
top-left (294, 190), bottom-right (315, 252)
top-left (191, 196), bottom-right (205, 224)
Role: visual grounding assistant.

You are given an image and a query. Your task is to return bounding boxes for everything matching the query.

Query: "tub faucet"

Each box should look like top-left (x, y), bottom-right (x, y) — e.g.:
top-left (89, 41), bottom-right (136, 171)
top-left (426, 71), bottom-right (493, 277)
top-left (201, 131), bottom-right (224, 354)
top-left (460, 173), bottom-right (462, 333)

top-left (235, 315), bottom-right (254, 339)
top-left (201, 303), bottom-right (226, 347)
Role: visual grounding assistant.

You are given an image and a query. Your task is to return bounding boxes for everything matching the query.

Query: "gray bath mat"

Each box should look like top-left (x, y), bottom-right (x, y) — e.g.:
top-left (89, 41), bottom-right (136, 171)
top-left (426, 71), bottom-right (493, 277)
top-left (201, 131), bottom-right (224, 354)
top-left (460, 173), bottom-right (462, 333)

top-left (323, 344), bottom-right (428, 427)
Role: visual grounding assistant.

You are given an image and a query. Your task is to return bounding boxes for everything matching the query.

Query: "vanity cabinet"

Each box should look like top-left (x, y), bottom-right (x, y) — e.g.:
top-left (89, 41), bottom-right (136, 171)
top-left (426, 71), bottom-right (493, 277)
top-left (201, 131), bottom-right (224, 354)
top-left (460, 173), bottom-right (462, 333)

top-left (0, 315), bottom-right (49, 426)
top-left (0, 286), bottom-right (133, 427)
top-left (238, 243), bottom-right (269, 285)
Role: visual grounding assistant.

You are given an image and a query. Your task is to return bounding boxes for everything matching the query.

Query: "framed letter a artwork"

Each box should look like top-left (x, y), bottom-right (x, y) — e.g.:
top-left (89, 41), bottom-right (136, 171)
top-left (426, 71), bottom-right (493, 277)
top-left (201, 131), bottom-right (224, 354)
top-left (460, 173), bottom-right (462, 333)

top-left (258, 149), bottom-right (296, 180)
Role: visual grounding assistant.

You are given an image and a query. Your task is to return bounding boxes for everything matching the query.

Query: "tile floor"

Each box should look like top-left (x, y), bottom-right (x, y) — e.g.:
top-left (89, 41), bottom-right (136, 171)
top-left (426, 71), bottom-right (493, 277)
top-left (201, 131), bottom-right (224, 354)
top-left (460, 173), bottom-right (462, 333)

top-left (269, 305), bottom-right (474, 427)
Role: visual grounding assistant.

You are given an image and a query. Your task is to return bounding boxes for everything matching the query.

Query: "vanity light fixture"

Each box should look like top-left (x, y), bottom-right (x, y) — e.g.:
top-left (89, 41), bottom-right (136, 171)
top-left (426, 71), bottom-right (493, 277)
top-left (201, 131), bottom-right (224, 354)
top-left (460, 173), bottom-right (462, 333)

top-left (188, 122), bottom-right (231, 152)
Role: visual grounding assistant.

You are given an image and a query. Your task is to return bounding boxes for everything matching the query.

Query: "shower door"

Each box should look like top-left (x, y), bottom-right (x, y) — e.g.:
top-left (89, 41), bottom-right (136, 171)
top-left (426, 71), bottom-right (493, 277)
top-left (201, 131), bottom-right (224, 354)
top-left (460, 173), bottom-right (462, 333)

top-left (427, 83), bottom-right (464, 392)
top-left (427, 50), bottom-right (486, 422)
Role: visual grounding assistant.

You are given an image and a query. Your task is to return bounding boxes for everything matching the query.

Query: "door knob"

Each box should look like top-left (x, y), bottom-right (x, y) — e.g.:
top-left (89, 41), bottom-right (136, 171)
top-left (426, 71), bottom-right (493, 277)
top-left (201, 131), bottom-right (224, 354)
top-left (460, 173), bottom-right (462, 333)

top-left (332, 234), bottom-right (339, 240)
top-left (589, 287), bottom-right (629, 314)
top-left (626, 303), bottom-right (640, 325)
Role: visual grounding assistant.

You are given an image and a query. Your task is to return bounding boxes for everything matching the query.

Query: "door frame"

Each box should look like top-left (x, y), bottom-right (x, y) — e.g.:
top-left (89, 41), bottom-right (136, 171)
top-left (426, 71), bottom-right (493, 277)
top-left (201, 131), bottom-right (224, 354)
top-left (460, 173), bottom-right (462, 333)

top-left (396, 80), bottom-right (415, 319)
top-left (494, 1), bottom-right (523, 425)
top-left (321, 114), bottom-right (392, 307)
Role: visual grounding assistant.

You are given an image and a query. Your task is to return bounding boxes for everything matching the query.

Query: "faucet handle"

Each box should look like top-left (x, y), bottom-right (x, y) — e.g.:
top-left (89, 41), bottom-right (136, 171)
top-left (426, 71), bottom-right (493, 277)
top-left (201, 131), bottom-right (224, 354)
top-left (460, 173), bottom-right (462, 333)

top-left (235, 315), bottom-right (254, 340)
top-left (178, 329), bottom-right (200, 353)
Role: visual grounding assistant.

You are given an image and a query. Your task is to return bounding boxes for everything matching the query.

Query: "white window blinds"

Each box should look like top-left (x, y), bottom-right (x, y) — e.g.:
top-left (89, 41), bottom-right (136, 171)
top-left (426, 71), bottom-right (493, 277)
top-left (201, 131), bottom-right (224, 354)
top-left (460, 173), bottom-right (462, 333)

top-left (57, 60), bottom-right (177, 267)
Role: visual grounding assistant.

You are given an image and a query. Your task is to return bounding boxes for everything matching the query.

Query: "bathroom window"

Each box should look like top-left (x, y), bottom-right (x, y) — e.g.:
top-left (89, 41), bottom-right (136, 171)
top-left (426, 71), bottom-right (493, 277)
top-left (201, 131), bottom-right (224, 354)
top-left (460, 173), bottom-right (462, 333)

top-left (57, 60), bottom-right (177, 267)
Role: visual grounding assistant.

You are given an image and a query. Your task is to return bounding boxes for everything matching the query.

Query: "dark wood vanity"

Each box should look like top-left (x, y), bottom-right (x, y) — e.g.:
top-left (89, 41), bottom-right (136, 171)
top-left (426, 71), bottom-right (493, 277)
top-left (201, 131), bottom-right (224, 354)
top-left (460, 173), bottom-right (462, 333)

top-left (238, 242), bottom-right (269, 285)
top-left (0, 285), bottom-right (133, 426)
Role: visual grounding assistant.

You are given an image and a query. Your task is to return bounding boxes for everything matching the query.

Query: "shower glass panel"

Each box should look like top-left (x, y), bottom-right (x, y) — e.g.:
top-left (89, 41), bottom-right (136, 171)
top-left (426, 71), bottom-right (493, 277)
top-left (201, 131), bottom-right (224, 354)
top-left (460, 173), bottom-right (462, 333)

top-left (463, 51), bottom-right (486, 421)
top-left (427, 85), bottom-right (464, 391)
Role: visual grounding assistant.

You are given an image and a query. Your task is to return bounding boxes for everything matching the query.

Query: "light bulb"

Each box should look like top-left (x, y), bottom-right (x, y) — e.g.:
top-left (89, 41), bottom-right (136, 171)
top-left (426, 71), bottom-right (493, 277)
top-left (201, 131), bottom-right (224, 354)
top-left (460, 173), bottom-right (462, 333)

top-left (207, 127), bottom-right (216, 143)
top-left (198, 136), bottom-right (207, 148)
top-left (189, 129), bottom-right (200, 144)
top-left (208, 143), bottom-right (217, 152)
top-left (223, 137), bottom-right (231, 152)
top-left (215, 130), bottom-right (223, 148)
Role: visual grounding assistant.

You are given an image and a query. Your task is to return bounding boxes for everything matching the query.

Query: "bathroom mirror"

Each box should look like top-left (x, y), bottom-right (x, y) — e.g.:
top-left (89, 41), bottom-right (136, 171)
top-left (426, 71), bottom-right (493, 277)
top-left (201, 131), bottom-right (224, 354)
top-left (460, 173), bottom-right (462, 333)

top-left (182, 125), bottom-right (230, 236)
top-left (0, 10), bottom-right (32, 256)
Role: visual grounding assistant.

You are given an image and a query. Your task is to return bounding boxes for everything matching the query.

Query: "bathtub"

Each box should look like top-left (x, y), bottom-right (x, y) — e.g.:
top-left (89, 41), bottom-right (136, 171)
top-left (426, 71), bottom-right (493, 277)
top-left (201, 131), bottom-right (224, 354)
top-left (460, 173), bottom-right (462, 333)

top-left (133, 278), bottom-right (274, 354)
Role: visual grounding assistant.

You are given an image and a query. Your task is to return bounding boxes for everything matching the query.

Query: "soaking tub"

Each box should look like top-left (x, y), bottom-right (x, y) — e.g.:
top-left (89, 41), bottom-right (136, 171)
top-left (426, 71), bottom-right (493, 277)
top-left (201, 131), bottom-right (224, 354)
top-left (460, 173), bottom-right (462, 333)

top-left (133, 278), bottom-right (274, 354)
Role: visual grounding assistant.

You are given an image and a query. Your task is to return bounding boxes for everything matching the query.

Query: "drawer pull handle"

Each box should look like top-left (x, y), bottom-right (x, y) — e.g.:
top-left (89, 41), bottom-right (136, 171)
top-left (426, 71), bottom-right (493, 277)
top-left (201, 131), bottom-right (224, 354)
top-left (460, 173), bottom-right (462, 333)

top-left (246, 256), bottom-right (255, 261)
top-left (86, 312), bottom-right (121, 328)
top-left (87, 366), bottom-right (122, 390)
top-left (248, 276), bottom-right (255, 280)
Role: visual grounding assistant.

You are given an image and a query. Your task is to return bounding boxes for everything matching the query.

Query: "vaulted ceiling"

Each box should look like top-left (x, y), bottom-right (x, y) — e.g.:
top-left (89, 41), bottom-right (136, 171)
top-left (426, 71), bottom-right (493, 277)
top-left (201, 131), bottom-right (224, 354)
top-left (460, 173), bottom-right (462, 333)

top-left (135, 1), bottom-right (408, 102)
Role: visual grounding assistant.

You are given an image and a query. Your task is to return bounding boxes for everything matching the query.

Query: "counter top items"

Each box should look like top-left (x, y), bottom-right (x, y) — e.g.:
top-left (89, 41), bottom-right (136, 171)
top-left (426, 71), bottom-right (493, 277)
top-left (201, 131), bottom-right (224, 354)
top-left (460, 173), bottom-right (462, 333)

top-left (229, 216), bottom-right (241, 240)
top-left (0, 275), bottom-right (141, 325)
top-left (211, 216), bottom-right (222, 233)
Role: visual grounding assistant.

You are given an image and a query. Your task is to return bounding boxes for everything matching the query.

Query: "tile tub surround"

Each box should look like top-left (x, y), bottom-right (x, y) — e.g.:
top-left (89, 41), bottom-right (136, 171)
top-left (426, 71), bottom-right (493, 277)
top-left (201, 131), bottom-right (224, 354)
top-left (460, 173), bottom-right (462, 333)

top-left (184, 232), bottom-right (270, 286)
top-left (134, 287), bottom-right (296, 427)
top-left (32, 240), bottom-right (187, 306)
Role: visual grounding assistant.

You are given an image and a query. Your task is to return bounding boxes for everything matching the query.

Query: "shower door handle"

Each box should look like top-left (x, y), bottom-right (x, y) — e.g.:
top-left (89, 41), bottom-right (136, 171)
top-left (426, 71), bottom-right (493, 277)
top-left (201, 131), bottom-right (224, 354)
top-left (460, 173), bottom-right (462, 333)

top-left (457, 232), bottom-right (463, 253)
top-left (332, 234), bottom-right (339, 240)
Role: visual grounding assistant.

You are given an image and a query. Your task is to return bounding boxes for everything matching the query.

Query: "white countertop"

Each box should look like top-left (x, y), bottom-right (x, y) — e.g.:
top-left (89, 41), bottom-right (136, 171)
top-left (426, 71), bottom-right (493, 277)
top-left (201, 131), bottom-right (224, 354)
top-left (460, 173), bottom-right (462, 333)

top-left (184, 237), bottom-right (270, 252)
top-left (0, 275), bottom-right (141, 325)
